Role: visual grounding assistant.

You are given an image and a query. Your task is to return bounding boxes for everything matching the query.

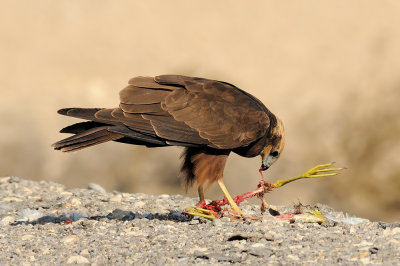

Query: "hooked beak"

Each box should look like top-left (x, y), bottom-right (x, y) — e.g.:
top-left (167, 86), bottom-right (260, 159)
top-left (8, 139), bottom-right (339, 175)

top-left (260, 163), bottom-right (269, 171)
top-left (260, 146), bottom-right (272, 171)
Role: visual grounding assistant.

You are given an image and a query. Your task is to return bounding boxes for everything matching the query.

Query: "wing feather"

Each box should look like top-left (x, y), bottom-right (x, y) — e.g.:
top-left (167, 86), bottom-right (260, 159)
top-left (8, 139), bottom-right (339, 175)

top-left (128, 76), bottom-right (179, 89)
top-left (142, 114), bottom-right (210, 145)
top-left (119, 85), bottom-right (170, 104)
top-left (119, 103), bottom-right (165, 114)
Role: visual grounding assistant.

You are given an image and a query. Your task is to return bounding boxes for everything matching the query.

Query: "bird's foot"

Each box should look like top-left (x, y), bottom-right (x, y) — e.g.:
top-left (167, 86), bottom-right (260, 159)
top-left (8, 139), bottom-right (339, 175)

top-left (272, 162), bottom-right (344, 188)
top-left (183, 206), bottom-right (217, 220)
top-left (183, 200), bottom-right (222, 220)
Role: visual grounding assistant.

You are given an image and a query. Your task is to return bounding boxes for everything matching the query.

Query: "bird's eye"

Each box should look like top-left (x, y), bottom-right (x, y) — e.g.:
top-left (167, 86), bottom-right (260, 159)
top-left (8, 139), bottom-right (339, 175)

top-left (271, 151), bottom-right (279, 157)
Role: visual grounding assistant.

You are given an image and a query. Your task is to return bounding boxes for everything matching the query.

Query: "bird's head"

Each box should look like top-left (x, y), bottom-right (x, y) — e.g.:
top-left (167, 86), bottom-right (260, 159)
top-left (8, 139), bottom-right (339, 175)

top-left (260, 118), bottom-right (285, 171)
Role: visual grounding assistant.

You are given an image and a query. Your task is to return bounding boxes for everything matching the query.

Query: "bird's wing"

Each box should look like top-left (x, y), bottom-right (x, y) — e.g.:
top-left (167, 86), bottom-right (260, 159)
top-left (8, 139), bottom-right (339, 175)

top-left (119, 75), bottom-right (270, 149)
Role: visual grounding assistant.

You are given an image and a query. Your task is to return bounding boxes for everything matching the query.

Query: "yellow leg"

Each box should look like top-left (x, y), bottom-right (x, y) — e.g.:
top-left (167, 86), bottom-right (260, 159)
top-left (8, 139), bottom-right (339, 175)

top-left (198, 185), bottom-right (205, 202)
top-left (217, 178), bottom-right (245, 216)
top-left (273, 163), bottom-right (343, 188)
top-left (185, 207), bottom-right (215, 220)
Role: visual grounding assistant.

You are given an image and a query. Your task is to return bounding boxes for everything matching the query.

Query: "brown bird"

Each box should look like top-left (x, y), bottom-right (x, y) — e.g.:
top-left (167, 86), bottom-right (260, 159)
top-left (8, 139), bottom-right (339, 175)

top-left (53, 75), bottom-right (285, 215)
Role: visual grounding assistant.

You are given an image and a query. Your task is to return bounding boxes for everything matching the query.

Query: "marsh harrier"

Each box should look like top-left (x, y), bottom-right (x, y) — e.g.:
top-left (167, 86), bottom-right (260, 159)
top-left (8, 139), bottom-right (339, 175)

top-left (53, 75), bottom-right (285, 215)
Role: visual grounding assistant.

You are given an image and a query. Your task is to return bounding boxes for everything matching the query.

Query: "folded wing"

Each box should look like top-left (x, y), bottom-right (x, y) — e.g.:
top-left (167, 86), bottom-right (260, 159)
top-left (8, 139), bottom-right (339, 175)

top-left (54, 75), bottom-right (271, 152)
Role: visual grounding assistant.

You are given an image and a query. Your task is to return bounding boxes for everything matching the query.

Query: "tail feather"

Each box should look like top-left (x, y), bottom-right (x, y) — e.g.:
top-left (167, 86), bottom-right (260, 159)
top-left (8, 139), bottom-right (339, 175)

top-left (60, 121), bottom-right (109, 134)
top-left (56, 127), bottom-right (110, 146)
top-left (56, 134), bottom-right (122, 152)
top-left (58, 108), bottom-right (103, 121)
top-left (52, 126), bottom-right (122, 152)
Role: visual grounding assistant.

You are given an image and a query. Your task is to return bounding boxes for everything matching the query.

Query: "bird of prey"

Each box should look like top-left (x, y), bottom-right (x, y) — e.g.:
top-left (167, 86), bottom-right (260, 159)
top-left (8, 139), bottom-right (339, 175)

top-left (53, 75), bottom-right (285, 216)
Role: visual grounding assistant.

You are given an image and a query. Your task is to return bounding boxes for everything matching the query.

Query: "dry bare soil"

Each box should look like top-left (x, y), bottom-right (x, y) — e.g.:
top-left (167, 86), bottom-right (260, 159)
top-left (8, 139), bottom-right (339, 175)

top-left (1, 177), bottom-right (399, 265)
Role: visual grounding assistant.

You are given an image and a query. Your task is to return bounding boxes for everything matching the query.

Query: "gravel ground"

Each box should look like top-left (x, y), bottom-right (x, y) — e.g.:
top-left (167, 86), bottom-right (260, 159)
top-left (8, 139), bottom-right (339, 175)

top-left (0, 176), bottom-right (399, 265)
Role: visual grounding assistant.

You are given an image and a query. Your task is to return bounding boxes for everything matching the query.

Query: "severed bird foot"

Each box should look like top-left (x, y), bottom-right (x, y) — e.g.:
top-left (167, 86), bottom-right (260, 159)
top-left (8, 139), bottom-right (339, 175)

top-left (272, 162), bottom-right (344, 188)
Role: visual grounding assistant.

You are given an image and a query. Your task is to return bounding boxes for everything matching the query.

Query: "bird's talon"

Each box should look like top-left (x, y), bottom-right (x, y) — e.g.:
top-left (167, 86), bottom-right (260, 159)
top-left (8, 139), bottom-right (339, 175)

top-left (315, 168), bottom-right (343, 173)
top-left (302, 163), bottom-right (343, 178)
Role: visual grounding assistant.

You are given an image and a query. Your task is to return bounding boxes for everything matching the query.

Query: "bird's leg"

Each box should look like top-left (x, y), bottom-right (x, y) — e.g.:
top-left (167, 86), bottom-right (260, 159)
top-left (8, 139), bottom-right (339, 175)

top-left (217, 178), bottom-right (245, 216)
top-left (197, 185), bottom-right (205, 205)
top-left (272, 163), bottom-right (343, 188)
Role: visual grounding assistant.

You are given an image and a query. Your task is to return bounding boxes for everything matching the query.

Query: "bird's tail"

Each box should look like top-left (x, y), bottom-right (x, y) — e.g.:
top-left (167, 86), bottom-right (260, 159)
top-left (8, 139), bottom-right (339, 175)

top-left (52, 124), bottom-right (123, 152)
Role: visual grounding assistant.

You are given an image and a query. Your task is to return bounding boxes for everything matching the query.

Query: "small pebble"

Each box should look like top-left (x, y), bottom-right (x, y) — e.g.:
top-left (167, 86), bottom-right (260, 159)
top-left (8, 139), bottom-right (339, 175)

top-left (2, 197), bottom-right (23, 202)
top-left (393, 227), bottom-right (400, 234)
top-left (0, 216), bottom-right (14, 226)
top-left (21, 234), bottom-right (34, 241)
top-left (80, 249), bottom-right (90, 256)
top-left (287, 254), bottom-right (300, 261)
top-left (67, 255), bottom-right (89, 264)
top-left (251, 243), bottom-right (265, 248)
top-left (133, 201), bottom-right (146, 209)
top-left (109, 194), bottom-right (122, 202)
top-left (70, 198), bottom-right (81, 206)
top-left (88, 183), bottom-right (107, 193)
top-left (0, 203), bottom-right (12, 210)
top-left (62, 235), bottom-right (79, 244)
top-left (212, 219), bottom-right (222, 227)
top-left (189, 219), bottom-right (200, 225)
top-left (18, 208), bottom-right (42, 222)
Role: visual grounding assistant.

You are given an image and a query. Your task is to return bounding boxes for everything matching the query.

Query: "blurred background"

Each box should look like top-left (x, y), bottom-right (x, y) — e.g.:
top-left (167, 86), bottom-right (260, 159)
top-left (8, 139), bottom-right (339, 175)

top-left (1, 0), bottom-right (399, 221)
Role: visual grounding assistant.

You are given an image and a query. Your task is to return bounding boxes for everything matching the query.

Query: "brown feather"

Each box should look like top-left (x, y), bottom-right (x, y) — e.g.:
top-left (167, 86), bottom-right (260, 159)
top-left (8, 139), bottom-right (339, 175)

top-left (58, 134), bottom-right (122, 152)
top-left (55, 126), bottom-right (110, 146)
top-left (180, 147), bottom-right (230, 188)
top-left (107, 125), bottom-right (166, 146)
top-left (94, 108), bottom-right (118, 121)
top-left (128, 76), bottom-right (177, 90)
top-left (52, 127), bottom-right (122, 152)
top-left (119, 85), bottom-right (170, 104)
top-left (119, 103), bottom-right (165, 114)
top-left (121, 112), bottom-right (158, 136)
top-left (58, 108), bottom-right (103, 121)
top-left (60, 121), bottom-right (109, 134)
top-left (143, 114), bottom-right (210, 145)
top-left (154, 75), bottom-right (186, 86)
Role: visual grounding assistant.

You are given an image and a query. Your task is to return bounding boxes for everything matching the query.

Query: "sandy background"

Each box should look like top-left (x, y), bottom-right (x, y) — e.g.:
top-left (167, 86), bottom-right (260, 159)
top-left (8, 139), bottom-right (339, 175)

top-left (1, 0), bottom-right (399, 221)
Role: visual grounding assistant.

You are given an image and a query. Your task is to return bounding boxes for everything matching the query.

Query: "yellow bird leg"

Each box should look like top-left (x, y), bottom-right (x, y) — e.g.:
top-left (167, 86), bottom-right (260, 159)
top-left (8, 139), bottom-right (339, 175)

top-left (217, 178), bottom-right (245, 216)
top-left (273, 163), bottom-right (343, 188)
top-left (185, 207), bottom-right (215, 220)
top-left (198, 185), bottom-right (205, 202)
